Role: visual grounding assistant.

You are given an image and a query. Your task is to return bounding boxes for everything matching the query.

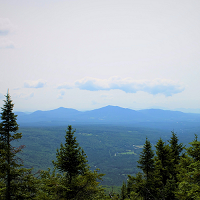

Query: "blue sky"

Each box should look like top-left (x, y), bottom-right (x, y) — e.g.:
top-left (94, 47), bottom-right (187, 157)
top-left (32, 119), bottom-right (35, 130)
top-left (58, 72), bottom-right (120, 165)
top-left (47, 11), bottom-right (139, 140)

top-left (0, 0), bottom-right (200, 113)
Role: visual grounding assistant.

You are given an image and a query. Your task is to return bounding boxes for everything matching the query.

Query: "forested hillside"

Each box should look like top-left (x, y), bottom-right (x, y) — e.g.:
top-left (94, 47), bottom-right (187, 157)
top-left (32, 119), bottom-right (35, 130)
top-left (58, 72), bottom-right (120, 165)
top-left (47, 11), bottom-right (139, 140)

top-left (14, 125), bottom-right (167, 186)
top-left (13, 123), bottom-right (200, 187)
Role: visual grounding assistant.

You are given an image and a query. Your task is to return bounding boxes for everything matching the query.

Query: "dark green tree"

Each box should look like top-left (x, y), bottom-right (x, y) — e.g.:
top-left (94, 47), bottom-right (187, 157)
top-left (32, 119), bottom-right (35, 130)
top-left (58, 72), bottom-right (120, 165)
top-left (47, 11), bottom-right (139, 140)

top-left (53, 125), bottom-right (88, 184)
top-left (168, 131), bottom-right (183, 165)
top-left (137, 137), bottom-right (154, 181)
top-left (126, 173), bottom-right (145, 199)
top-left (0, 92), bottom-right (37, 200)
top-left (152, 139), bottom-right (172, 199)
top-left (168, 131), bottom-right (183, 184)
top-left (175, 134), bottom-right (200, 199)
top-left (0, 92), bottom-right (23, 200)
top-left (137, 138), bottom-right (155, 199)
top-left (154, 138), bottom-right (171, 187)
top-left (187, 134), bottom-right (200, 161)
top-left (53, 125), bottom-right (104, 199)
top-left (120, 181), bottom-right (127, 200)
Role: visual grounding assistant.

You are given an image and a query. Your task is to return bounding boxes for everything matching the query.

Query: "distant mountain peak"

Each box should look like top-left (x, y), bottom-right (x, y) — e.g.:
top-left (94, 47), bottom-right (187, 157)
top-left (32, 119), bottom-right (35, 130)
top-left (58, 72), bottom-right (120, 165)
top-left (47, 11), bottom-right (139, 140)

top-left (16, 105), bottom-right (200, 126)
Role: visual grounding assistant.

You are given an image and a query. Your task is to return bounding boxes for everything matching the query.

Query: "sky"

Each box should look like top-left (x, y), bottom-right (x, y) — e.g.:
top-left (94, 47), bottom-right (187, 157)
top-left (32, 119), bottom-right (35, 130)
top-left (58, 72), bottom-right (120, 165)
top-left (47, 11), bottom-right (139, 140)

top-left (0, 0), bottom-right (200, 113)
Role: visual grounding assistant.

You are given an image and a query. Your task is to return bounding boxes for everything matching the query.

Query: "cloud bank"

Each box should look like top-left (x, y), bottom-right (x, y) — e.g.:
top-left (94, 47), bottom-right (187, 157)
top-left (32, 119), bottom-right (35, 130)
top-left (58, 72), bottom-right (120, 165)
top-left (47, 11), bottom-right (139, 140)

top-left (24, 80), bottom-right (46, 88)
top-left (59, 77), bottom-right (184, 96)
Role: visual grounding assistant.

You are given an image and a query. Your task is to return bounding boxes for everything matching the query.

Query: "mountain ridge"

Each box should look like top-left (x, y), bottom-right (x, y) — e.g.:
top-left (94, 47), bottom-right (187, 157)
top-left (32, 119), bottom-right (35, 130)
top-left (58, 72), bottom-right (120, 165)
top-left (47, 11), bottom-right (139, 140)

top-left (15, 105), bottom-right (200, 126)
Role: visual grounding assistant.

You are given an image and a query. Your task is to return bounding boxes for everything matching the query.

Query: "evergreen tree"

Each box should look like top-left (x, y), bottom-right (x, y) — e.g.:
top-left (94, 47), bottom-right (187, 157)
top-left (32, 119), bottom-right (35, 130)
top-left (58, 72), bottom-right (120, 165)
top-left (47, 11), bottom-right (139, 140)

top-left (0, 92), bottom-right (23, 199)
top-left (153, 138), bottom-right (175, 199)
top-left (168, 131), bottom-right (183, 166)
top-left (53, 125), bottom-right (88, 184)
top-left (168, 131), bottom-right (184, 197)
top-left (154, 138), bottom-right (171, 187)
top-left (53, 125), bottom-right (104, 199)
top-left (0, 92), bottom-right (37, 200)
top-left (137, 137), bottom-right (154, 182)
top-left (137, 138), bottom-right (155, 199)
top-left (187, 134), bottom-right (200, 161)
top-left (35, 168), bottom-right (68, 200)
top-left (120, 181), bottom-right (127, 200)
top-left (126, 173), bottom-right (145, 199)
top-left (175, 135), bottom-right (200, 199)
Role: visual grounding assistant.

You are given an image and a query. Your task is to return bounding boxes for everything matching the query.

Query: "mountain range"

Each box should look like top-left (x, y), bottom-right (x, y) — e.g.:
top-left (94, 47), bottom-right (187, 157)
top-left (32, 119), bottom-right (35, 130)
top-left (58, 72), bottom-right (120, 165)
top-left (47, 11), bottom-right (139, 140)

top-left (15, 105), bottom-right (200, 126)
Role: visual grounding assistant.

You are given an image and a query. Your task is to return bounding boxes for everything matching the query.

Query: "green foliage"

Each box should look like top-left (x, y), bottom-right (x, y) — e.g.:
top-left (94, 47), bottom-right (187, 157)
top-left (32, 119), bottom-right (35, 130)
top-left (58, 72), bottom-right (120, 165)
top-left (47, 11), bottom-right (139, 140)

top-left (0, 92), bottom-right (37, 200)
top-left (53, 125), bottom-right (88, 184)
top-left (137, 137), bottom-right (154, 181)
top-left (175, 135), bottom-right (200, 199)
top-left (187, 134), bottom-right (200, 161)
top-left (13, 124), bottom-right (199, 186)
top-left (176, 161), bottom-right (200, 199)
top-left (52, 125), bottom-right (106, 199)
top-left (154, 138), bottom-right (172, 189)
top-left (35, 168), bottom-right (69, 200)
top-left (120, 182), bottom-right (127, 200)
top-left (15, 125), bottom-right (153, 186)
top-left (125, 132), bottom-right (185, 200)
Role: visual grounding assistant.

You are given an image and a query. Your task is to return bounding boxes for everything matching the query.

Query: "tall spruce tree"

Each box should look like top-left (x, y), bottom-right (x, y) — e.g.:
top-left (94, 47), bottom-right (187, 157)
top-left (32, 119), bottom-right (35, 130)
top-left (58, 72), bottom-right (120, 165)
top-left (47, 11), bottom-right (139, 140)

top-left (137, 137), bottom-right (155, 199)
top-left (168, 131), bottom-right (183, 182)
top-left (137, 137), bottom-right (154, 181)
top-left (0, 92), bottom-right (23, 199)
top-left (53, 125), bottom-right (88, 184)
top-left (120, 181), bottom-right (127, 200)
top-left (175, 135), bottom-right (200, 199)
top-left (154, 138), bottom-right (171, 186)
top-left (154, 138), bottom-right (176, 199)
top-left (187, 134), bottom-right (200, 161)
top-left (52, 125), bottom-right (104, 199)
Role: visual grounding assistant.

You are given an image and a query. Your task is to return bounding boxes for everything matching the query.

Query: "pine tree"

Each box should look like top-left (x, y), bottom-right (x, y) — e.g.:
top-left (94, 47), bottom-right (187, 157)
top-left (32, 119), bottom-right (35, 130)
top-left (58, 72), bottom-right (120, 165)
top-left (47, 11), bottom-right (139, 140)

top-left (154, 138), bottom-right (171, 186)
top-left (53, 125), bottom-right (88, 184)
top-left (154, 138), bottom-right (177, 199)
top-left (187, 134), bottom-right (200, 161)
top-left (0, 92), bottom-right (37, 200)
top-left (137, 137), bottom-right (154, 181)
top-left (168, 131), bottom-right (183, 165)
top-left (120, 181), bottom-right (127, 200)
top-left (0, 92), bottom-right (23, 199)
top-left (126, 173), bottom-right (145, 199)
top-left (175, 135), bottom-right (200, 199)
top-left (168, 131), bottom-right (183, 183)
top-left (137, 137), bottom-right (155, 199)
top-left (53, 125), bottom-right (104, 199)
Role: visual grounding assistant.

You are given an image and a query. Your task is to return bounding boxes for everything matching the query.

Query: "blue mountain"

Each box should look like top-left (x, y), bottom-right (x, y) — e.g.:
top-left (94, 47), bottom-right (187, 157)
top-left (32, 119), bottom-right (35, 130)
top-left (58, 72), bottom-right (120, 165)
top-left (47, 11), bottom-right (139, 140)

top-left (15, 105), bottom-right (200, 126)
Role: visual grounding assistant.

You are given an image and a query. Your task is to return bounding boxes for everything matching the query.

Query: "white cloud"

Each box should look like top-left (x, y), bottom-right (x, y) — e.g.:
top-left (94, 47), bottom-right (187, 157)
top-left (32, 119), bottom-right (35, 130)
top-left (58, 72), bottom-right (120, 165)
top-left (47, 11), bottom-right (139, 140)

top-left (0, 38), bottom-right (14, 49)
top-left (57, 83), bottom-right (73, 89)
top-left (24, 80), bottom-right (46, 88)
top-left (60, 77), bottom-right (185, 96)
top-left (0, 18), bottom-right (15, 35)
top-left (57, 90), bottom-right (65, 99)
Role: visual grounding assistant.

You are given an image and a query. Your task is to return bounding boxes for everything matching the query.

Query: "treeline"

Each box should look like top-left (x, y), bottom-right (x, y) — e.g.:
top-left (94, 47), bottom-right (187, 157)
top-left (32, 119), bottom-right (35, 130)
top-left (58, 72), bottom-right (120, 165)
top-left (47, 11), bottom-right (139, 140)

top-left (1, 93), bottom-right (200, 199)
top-left (120, 133), bottom-right (200, 199)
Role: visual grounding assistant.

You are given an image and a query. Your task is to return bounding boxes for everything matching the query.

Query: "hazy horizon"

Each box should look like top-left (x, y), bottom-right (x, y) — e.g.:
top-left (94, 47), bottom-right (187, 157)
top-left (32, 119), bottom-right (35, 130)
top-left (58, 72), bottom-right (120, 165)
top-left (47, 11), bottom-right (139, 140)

top-left (14, 104), bottom-right (200, 114)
